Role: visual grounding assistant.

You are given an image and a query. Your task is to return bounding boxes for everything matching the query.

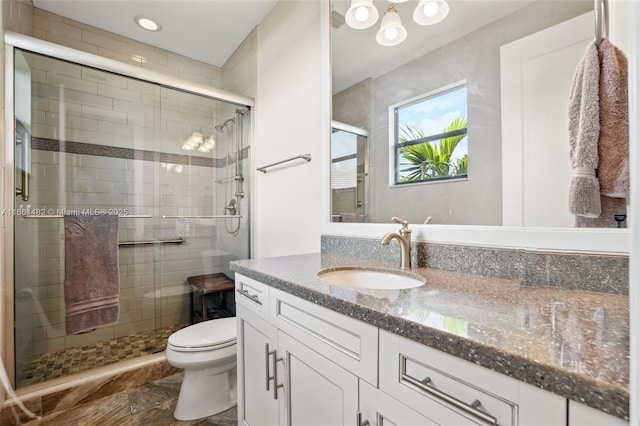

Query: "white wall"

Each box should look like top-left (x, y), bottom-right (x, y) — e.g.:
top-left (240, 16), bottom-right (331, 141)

top-left (253, 0), bottom-right (329, 258)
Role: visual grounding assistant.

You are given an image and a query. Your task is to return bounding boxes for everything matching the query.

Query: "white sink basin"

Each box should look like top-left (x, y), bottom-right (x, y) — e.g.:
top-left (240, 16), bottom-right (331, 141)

top-left (317, 267), bottom-right (426, 290)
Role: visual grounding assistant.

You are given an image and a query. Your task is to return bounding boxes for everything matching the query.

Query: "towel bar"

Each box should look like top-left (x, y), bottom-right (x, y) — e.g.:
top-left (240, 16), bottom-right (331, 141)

top-left (595, 0), bottom-right (608, 46)
top-left (22, 214), bottom-right (152, 219)
top-left (162, 215), bottom-right (244, 219)
top-left (118, 237), bottom-right (185, 246)
top-left (257, 154), bottom-right (311, 173)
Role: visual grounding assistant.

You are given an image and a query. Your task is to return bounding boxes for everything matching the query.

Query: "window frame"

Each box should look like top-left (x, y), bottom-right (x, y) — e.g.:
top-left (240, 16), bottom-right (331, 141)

top-left (388, 80), bottom-right (468, 187)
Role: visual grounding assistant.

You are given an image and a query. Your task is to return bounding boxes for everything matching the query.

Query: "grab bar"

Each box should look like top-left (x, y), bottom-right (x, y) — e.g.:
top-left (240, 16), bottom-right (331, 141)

top-left (162, 215), bottom-right (244, 219)
top-left (118, 237), bottom-right (185, 246)
top-left (257, 154), bottom-right (311, 173)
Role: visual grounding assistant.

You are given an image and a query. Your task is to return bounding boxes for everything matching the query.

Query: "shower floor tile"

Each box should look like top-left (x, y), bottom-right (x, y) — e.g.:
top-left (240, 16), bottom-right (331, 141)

top-left (18, 324), bottom-right (187, 388)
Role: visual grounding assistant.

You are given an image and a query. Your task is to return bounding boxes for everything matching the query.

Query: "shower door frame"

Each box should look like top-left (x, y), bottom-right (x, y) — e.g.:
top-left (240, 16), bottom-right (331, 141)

top-left (3, 32), bottom-right (254, 387)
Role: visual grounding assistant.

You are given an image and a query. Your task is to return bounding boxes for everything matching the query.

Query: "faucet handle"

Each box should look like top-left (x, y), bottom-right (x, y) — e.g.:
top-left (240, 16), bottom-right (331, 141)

top-left (391, 217), bottom-right (410, 233)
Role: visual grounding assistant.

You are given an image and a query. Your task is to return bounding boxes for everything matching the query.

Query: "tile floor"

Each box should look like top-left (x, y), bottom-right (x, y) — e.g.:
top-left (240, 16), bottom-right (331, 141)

top-left (18, 325), bottom-right (187, 387)
top-left (5, 372), bottom-right (237, 426)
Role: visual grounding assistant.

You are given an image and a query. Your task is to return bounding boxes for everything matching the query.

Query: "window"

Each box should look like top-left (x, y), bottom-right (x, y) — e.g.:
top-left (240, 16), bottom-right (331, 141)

top-left (392, 83), bottom-right (468, 185)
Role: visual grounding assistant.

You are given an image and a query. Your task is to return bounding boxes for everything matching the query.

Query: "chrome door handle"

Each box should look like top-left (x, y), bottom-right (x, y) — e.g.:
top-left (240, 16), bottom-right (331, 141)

top-left (236, 288), bottom-right (262, 305)
top-left (265, 344), bottom-right (283, 400)
top-left (15, 120), bottom-right (30, 202)
top-left (356, 411), bottom-right (370, 426)
top-left (271, 350), bottom-right (283, 400)
top-left (265, 344), bottom-right (275, 391)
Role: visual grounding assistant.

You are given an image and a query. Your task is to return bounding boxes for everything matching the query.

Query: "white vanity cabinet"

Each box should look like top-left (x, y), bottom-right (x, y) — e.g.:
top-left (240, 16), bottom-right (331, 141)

top-left (236, 276), bottom-right (279, 426)
top-left (235, 274), bottom-right (609, 426)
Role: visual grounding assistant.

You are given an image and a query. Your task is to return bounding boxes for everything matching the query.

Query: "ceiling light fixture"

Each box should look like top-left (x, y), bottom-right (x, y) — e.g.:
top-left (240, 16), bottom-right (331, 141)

top-left (345, 0), bottom-right (379, 29)
top-left (375, 6), bottom-right (407, 46)
top-left (134, 15), bottom-right (162, 32)
top-left (345, 0), bottom-right (449, 46)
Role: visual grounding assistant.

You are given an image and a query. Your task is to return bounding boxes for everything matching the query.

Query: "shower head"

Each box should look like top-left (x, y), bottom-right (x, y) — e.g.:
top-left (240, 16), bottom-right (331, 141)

top-left (214, 117), bottom-right (235, 133)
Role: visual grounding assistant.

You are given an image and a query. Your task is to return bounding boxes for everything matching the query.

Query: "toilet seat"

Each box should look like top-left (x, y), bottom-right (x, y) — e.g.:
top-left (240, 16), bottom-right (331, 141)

top-left (168, 317), bottom-right (236, 352)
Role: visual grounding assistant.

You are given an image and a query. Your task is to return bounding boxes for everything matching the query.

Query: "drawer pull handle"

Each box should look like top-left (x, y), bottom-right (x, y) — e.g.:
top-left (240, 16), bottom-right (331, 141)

top-left (402, 374), bottom-right (498, 425)
top-left (237, 288), bottom-right (262, 305)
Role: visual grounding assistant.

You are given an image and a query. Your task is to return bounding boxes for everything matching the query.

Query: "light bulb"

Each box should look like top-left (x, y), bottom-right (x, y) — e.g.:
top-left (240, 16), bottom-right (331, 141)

top-left (134, 15), bottom-right (162, 32)
top-left (376, 6), bottom-right (407, 46)
top-left (345, 0), bottom-right (379, 29)
top-left (413, 0), bottom-right (449, 25)
top-left (423, 1), bottom-right (439, 17)
top-left (354, 6), bottom-right (369, 22)
top-left (384, 27), bottom-right (398, 41)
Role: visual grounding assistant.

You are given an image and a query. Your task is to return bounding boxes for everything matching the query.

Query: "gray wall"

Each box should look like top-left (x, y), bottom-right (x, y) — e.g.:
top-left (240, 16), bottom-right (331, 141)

top-left (334, 0), bottom-right (591, 225)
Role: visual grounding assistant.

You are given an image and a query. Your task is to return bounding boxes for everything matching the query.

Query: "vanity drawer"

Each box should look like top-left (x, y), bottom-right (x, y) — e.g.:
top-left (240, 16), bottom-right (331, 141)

top-left (235, 274), bottom-right (270, 319)
top-left (270, 288), bottom-right (378, 385)
top-left (379, 330), bottom-right (566, 426)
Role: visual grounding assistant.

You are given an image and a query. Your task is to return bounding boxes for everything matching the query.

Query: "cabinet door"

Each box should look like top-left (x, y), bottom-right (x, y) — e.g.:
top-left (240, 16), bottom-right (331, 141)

top-left (278, 331), bottom-right (358, 426)
top-left (360, 380), bottom-right (438, 426)
top-left (568, 401), bottom-right (628, 426)
top-left (237, 305), bottom-right (279, 426)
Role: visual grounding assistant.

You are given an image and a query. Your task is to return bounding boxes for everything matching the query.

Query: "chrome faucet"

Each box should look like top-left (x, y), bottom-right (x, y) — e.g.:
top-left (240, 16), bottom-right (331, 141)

top-left (381, 217), bottom-right (412, 270)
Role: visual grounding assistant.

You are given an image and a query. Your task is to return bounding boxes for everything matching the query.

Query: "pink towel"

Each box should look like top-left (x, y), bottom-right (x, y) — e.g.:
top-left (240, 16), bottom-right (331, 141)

top-left (597, 38), bottom-right (629, 198)
top-left (568, 38), bottom-right (629, 226)
top-left (64, 214), bottom-right (120, 335)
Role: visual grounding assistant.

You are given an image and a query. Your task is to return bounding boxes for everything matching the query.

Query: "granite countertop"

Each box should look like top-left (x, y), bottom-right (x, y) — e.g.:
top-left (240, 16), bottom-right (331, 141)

top-left (231, 253), bottom-right (629, 420)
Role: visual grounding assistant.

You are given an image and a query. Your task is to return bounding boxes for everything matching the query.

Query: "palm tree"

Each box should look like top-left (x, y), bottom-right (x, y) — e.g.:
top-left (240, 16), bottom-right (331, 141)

top-left (398, 117), bottom-right (467, 182)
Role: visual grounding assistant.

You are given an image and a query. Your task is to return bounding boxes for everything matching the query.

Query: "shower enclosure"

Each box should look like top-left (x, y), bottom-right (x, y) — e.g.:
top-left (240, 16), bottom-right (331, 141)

top-left (6, 39), bottom-right (251, 388)
top-left (330, 120), bottom-right (369, 223)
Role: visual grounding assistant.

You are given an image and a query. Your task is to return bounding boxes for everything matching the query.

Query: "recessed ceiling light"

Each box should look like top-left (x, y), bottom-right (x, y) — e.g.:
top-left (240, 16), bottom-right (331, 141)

top-left (134, 15), bottom-right (162, 32)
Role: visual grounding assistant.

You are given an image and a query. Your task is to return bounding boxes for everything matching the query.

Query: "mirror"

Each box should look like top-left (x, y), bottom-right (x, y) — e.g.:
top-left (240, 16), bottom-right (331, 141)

top-left (330, 0), bottom-right (627, 228)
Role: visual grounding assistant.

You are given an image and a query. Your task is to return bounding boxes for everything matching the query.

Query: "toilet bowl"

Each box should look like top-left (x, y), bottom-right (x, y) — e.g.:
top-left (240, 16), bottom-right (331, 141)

top-left (165, 317), bottom-right (237, 421)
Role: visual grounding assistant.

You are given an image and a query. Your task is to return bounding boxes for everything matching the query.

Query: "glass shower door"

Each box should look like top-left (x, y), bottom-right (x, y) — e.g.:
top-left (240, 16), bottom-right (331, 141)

top-left (12, 49), bottom-right (164, 387)
top-left (11, 48), bottom-right (251, 388)
top-left (156, 87), bottom-right (250, 325)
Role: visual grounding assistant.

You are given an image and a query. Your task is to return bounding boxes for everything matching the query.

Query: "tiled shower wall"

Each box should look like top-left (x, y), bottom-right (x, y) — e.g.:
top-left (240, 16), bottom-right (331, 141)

top-left (5, 4), bottom-right (254, 373)
top-left (15, 149), bottom-right (228, 360)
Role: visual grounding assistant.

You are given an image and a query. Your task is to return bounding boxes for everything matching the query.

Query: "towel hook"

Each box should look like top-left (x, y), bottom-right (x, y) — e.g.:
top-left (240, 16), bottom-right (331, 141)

top-left (594, 0), bottom-right (608, 46)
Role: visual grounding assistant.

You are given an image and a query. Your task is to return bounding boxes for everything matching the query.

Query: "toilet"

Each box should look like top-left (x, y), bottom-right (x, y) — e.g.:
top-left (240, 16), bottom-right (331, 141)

top-left (165, 317), bottom-right (237, 421)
